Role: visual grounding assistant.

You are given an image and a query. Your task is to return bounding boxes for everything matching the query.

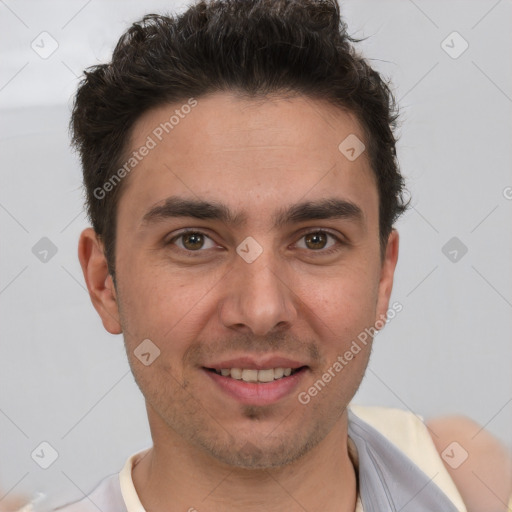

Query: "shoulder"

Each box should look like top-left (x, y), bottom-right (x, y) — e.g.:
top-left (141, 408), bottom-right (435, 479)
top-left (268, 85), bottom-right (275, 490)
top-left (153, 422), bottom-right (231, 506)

top-left (348, 403), bottom-right (468, 509)
top-left (426, 414), bottom-right (512, 512)
top-left (52, 474), bottom-right (125, 512)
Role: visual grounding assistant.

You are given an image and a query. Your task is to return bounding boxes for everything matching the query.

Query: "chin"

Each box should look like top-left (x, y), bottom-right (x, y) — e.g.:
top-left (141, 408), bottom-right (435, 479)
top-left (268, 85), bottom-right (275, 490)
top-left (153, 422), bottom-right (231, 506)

top-left (197, 430), bottom-right (322, 470)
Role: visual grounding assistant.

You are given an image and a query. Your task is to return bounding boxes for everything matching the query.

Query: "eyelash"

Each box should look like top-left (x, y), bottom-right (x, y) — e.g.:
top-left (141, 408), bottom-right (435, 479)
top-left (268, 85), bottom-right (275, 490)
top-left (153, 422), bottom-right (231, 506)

top-left (166, 229), bottom-right (345, 257)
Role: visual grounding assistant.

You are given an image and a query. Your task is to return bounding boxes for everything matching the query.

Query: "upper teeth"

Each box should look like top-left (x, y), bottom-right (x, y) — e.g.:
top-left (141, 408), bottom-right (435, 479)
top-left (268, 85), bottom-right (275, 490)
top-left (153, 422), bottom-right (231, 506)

top-left (216, 368), bottom-right (293, 382)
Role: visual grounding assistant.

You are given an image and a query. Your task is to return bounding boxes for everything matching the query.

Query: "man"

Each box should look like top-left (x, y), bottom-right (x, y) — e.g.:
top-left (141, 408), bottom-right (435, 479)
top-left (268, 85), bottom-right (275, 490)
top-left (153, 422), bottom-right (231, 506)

top-left (53, 0), bottom-right (511, 510)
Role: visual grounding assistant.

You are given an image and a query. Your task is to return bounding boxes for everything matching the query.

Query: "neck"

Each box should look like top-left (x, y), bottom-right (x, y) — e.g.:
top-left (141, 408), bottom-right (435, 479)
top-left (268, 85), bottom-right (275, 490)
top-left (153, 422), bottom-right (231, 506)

top-left (132, 410), bottom-right (358, 512)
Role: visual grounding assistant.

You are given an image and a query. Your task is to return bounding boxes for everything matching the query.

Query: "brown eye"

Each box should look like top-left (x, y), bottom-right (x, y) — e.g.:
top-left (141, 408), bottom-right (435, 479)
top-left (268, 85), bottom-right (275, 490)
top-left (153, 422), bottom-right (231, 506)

top-left (296, 230), bottom-right (339, 252)
top-left (182, 232), bottom-right (205, 250)
top-left (304, 232), bottom-right (328, 250)
top-left (169, 231), bottom-right (217, 252)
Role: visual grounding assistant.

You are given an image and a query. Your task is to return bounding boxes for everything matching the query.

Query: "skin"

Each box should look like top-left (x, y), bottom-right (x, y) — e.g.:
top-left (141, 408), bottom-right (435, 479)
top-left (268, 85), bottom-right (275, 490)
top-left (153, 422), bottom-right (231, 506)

top-left (78, 92), bottom-right (400, 512)
top-left (427, 415), bottom-right (512, 512)
top-left (0, 493), bottom-right (27, 512)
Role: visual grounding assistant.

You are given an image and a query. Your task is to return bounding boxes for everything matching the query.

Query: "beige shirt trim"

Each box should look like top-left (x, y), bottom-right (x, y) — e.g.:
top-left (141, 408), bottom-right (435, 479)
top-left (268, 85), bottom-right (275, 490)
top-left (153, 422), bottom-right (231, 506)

top-left (119, 448), bottom-right (150, 512)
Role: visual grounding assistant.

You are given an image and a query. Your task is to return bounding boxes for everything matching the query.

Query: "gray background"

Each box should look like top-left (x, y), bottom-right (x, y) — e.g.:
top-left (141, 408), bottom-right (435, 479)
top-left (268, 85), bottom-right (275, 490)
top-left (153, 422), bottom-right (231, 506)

top-left (1, 0), bottom-right (511, 509)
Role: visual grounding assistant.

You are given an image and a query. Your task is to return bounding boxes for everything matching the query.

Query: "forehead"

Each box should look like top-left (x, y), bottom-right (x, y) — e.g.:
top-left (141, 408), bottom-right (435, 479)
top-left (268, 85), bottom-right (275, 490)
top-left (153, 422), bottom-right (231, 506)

top-left (118, 92), bottom-right (378, 230)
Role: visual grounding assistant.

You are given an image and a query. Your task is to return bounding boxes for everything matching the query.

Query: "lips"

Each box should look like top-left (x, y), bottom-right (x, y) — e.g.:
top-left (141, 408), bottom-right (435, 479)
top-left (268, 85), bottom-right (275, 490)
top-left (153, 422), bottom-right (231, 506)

top-left (205, 366), bottom-right (306, 383)
top-left (203, 356), bottom-right (308, 383)
top-left (203, 356), bottom-right (307, 371)
top-left (201, 355), bottom-right (309, 405)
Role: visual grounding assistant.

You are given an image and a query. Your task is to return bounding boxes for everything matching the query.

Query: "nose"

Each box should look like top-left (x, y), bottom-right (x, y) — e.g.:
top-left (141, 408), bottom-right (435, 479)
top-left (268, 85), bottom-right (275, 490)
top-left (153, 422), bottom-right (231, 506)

top-left (218, 249), bottom-right (298, 337)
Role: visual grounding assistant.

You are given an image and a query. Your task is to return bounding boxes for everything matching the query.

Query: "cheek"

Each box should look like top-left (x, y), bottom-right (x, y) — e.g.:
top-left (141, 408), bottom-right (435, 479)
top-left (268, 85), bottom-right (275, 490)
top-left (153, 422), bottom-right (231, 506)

top-left (117, 262), bottom-right (216, 353)
top-left (302, 274), bottom-right (376, 399)
top-left (297, 266), bottom-right (379, 337)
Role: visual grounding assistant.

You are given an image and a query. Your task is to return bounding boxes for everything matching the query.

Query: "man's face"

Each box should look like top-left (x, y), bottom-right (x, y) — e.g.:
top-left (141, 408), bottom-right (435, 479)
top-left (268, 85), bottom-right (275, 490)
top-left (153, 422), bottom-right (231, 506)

top-left (92, 92), bottom-right (398, 468)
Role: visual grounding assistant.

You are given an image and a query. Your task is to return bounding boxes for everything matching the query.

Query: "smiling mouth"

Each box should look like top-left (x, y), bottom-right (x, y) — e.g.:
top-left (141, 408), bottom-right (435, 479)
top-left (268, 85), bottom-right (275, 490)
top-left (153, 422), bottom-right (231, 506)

top-left (204, 366), bottom-right (307, 383)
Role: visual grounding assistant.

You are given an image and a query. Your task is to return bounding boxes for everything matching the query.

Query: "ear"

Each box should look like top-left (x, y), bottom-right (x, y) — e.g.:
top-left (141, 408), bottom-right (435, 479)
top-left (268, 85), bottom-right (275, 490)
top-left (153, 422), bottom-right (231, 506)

top-left (78, 227), bottom-right (122, 334)
top-left (375, 229), bottom-right (399, 325)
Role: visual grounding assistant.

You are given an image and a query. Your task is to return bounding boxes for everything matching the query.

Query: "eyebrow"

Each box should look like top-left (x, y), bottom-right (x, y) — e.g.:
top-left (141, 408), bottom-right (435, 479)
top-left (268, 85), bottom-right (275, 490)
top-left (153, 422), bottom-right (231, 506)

top-left (141, 196), bottom-right (364, 230)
